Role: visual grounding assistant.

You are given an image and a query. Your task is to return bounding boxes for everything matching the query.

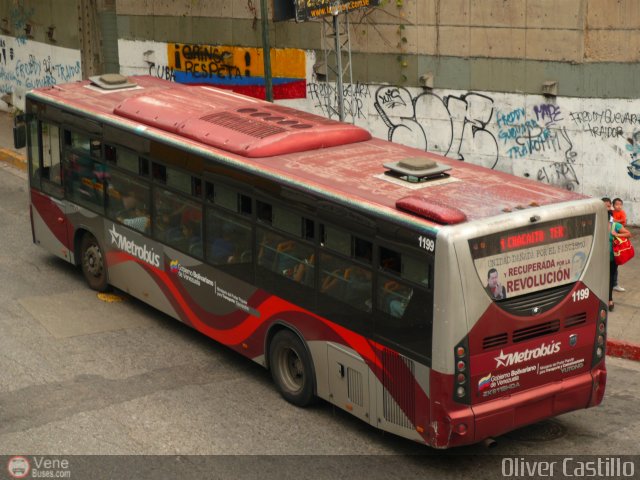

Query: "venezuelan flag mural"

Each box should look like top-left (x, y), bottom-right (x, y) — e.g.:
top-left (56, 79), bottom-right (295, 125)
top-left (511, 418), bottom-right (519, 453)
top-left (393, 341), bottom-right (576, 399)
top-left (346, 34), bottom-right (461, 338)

top-left (167, 43), bottom-right (306, 100)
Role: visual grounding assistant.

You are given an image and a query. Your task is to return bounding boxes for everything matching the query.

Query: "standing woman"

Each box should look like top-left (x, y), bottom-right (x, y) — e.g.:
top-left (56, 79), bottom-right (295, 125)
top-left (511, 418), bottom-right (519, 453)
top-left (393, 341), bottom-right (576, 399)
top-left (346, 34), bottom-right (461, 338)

top-left (608, 211), bottom-right (631, 311)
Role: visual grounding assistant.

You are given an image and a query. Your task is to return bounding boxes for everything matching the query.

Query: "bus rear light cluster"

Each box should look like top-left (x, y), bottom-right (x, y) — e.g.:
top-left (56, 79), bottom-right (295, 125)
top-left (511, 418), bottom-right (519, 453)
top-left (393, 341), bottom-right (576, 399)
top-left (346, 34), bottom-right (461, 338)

top-left (453, 340), bottom-right (470, 403)
top-left (592, 306), bottom-right (607, 364)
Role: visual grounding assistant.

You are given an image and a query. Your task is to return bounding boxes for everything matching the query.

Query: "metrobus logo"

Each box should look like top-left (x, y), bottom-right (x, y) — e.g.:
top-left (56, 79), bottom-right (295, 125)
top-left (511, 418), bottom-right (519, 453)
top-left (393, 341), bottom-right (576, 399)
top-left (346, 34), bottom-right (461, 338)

top-left (494, 341), bottom-right (561, 368)
top-left (109, 224), bottom-right (161, 268)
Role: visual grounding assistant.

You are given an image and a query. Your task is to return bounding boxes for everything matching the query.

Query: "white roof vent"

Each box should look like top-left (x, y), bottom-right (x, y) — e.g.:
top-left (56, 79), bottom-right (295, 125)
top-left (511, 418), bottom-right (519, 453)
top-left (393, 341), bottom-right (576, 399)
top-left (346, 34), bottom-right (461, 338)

top-left (89, 74), bottom-right (137, 90)
top-left (384, 157), bottom-right (451, 183)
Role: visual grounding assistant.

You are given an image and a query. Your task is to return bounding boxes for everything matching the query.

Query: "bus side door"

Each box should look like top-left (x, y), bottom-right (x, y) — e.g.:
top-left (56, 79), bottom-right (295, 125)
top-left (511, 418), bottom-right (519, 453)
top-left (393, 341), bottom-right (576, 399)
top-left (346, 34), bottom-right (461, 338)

top-left (29, 122), bottom-right (72, 261)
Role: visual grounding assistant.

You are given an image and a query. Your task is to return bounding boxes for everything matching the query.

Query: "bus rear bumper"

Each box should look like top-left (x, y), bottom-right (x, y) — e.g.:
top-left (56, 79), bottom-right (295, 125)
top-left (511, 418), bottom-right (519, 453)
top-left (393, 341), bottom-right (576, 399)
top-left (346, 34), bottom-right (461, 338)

top-left (471, 367), bottom-right (606, 444)
top-left (433, 366), bottom-right (606, 448)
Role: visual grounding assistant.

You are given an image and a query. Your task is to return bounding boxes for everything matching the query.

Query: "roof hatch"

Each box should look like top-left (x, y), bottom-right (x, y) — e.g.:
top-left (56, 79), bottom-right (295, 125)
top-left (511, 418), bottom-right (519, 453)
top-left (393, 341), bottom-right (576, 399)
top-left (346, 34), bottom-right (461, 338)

top-left (89, 74), bottom-right (137, 90)
top-left (384, 157), bottom-right (451, 183)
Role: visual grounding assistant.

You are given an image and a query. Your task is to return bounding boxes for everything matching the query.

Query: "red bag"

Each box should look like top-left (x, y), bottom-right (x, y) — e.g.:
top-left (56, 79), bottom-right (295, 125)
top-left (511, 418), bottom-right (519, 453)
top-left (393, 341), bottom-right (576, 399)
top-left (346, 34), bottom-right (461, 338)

top-left (612, 228), bottom-right (635, 266)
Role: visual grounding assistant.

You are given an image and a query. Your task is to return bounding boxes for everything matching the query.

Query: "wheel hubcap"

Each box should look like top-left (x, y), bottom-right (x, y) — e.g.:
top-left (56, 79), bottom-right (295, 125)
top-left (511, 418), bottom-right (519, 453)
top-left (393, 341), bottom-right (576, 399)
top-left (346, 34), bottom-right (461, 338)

top-left (84, 245), bottom-right (103, 277)
top-left (279, 347), bottom-right (304, 392)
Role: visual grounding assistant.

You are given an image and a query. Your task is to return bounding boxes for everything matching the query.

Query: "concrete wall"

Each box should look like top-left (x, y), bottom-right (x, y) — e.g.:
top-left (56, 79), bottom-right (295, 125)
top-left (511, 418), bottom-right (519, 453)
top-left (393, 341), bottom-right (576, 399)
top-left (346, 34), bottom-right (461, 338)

top-left (114, 0), bottom-right (640, 98)
top-left (0, 0), bottom-right (81, 49)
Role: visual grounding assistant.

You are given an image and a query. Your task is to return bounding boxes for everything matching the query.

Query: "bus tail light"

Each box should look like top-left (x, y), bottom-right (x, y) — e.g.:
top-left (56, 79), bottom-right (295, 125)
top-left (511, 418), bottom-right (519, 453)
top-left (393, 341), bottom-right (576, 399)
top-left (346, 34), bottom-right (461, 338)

top-left (453, 338), bottom-right (470, 404)
top-left (592, 304), bottom-right (607, 366)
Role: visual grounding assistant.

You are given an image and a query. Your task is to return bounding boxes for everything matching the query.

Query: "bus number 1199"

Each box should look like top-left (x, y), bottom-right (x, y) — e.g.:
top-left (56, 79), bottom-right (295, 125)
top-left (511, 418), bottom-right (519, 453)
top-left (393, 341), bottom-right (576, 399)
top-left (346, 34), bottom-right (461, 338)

top-left (419, 236), bottom-right (435, 252)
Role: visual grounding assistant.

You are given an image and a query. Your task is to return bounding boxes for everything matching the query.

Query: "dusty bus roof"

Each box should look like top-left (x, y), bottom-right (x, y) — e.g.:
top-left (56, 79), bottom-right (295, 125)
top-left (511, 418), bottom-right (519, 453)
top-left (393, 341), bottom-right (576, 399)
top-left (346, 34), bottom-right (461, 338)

top-left (27, 75), bottom-right (585, 230)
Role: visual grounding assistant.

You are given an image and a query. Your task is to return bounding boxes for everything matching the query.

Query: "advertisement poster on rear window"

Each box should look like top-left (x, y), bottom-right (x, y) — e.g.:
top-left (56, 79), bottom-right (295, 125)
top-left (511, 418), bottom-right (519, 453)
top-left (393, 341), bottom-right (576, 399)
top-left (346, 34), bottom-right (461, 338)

top-left (469, 215), bottom-right (595, 299)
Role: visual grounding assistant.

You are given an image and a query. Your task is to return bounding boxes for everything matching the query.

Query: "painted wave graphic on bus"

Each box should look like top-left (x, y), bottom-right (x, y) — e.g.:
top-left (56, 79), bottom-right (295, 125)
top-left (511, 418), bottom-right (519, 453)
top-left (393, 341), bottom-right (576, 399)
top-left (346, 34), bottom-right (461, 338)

top-left (105, 249), bottom-right (430, 439)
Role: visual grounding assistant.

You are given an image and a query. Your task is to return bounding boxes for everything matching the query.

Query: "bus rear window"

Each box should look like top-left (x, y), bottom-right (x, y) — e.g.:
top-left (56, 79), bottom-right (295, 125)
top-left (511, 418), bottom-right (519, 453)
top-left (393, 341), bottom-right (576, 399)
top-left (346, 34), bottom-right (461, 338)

top-left (469, 214), bottom-right (595, 299)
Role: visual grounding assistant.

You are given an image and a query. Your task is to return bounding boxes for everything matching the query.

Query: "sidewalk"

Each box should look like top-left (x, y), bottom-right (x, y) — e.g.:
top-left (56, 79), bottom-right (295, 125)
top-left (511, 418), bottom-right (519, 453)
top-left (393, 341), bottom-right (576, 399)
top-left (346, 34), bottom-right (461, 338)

top-left (0, 110), bottom-right (26, 170)
top-left (607, 231), bottom-right (640, 360)
top-left (0, 112), bottom-right (638, 361)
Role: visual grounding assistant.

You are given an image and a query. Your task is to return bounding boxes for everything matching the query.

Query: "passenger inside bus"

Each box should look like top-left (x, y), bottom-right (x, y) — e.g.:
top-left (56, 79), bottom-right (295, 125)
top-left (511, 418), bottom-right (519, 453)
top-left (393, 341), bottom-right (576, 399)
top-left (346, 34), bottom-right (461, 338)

top-left (382, 280), bottom-right (413, 318)
top-left (274, 240), bottom-right (298, 274)
top-left (258, 232), bottom-right (280, 268)
top-left (157, 203), bottom-right (202, 251)
top-left (343, 266), bottom-right (372, 312)
top-left (291, 253), bottom-right (315, 286)
top-left (117, 191), bottom-right (150, 233)
top-left (174, 220), bottom-right (201, 253)
top-left (209, 223), bottom-right (238, 263)
top-left (321, 268), bottom-right (346, 296)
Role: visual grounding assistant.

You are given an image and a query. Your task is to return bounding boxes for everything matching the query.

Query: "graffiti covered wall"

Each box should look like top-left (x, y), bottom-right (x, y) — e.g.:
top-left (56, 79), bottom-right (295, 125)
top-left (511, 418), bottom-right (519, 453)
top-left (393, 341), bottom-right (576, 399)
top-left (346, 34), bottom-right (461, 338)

top-left (0, 35), bottom-right (81, 110)
top-left (278, 68), bottom-right (640, 224)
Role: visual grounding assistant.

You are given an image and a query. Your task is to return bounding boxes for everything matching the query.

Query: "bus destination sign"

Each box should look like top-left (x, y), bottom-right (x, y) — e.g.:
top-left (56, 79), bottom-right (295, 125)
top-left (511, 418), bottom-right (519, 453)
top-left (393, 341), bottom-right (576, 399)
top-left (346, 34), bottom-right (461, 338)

top-left (469, 215), bottom-right (596, 298)
top-left (295, 0), bottom-right (381, 22)
top-left (499, 225), bottom-right (566, 252)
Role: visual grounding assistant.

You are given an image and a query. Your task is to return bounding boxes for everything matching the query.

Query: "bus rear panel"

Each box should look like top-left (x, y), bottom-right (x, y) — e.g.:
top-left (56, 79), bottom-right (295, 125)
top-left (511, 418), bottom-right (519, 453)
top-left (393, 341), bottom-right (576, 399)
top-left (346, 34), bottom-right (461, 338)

top-left (429, 203), bottom-right (607, 448)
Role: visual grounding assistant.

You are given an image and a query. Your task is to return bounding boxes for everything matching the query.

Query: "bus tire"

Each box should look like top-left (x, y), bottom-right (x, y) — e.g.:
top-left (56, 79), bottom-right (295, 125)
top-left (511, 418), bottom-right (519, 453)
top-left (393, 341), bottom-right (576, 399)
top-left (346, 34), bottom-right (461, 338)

top-left (80, 233), bottom-right (109, 292)
top-left (269, 330), bottom-right (316, 407)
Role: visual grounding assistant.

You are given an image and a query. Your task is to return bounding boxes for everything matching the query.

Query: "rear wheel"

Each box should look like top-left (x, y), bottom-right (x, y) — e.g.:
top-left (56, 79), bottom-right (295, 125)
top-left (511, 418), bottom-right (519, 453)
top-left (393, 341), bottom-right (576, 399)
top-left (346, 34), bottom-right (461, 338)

top-left (80, 233), bottom-right (109, 292)
top-left (269, 330), bottom-right (316, 407)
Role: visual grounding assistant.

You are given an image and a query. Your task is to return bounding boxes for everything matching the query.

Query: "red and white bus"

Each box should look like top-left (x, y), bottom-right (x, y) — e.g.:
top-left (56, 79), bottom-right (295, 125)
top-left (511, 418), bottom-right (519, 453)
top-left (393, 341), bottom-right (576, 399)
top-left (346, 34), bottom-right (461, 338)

top-left (16, 75), bottom-right (608, 448)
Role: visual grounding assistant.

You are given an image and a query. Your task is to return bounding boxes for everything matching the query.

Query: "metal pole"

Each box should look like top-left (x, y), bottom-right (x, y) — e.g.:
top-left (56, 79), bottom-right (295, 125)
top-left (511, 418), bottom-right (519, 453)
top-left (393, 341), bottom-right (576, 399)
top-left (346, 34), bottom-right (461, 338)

top-left (260, 0), bottom-right (273, 102)
top-left (333, 13), bottom-right (344, 121)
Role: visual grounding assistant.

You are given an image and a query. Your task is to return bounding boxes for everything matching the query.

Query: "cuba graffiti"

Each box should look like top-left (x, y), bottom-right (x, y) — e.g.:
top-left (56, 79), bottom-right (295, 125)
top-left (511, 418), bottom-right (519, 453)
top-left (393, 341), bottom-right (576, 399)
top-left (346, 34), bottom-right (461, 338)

top-left (373, 86), bottom-right (499, 169)
top-left (154, 43), bottom-right (307, 100)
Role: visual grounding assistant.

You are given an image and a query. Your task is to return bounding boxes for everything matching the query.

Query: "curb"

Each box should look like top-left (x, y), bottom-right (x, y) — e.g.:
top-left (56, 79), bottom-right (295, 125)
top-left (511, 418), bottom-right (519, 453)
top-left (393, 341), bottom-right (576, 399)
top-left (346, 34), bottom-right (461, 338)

top-left (607, 339), bottom-right (640, 362)
top-left (0, 148), bottom-right (26, 171)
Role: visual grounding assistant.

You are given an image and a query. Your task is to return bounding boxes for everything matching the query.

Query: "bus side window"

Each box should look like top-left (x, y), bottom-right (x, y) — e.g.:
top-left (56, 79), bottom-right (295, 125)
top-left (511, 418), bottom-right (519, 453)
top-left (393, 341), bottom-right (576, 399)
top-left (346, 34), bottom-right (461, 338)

top-left (105, 166), bottom-right (151, 234)
top-left (343, 265), bottom-right (372, 312)
top-left (257, 228), bottom-right (314, 286)
top-left (41, 123), bottom-right (62, 186)
top-left (154, 188), bottom-right (202, 256)
top-left (62, 129), bottom-right (105, 213)
top-left (206, 209), bottom-right (252, 265)
top-left (320, 253), bottom-right (371, 312)
top-left (378, 279), bottom-right (413, 319)
top-left (376, 272), bottom-right (432, 360)
top-left (206, 181), bottom-right (252, 216)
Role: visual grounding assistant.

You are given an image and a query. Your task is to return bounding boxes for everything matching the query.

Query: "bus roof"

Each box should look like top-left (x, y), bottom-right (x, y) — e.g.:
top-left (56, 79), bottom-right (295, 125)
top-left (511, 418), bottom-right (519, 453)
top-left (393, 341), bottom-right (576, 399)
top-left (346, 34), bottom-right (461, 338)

top-left (28, 76), bottom-right (586, 229)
